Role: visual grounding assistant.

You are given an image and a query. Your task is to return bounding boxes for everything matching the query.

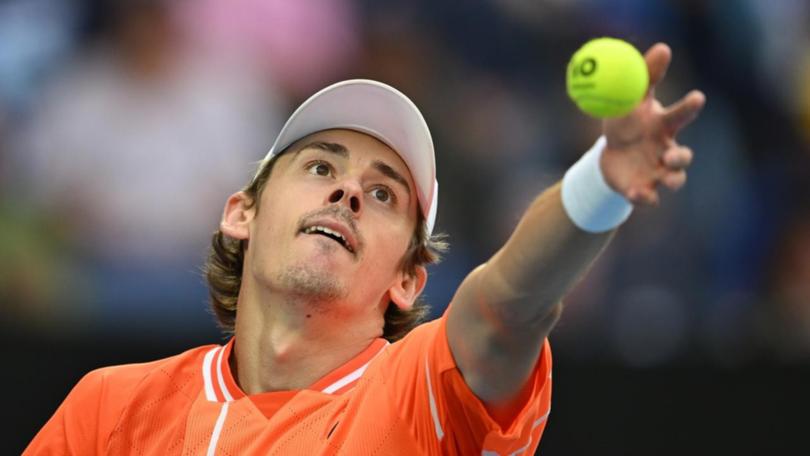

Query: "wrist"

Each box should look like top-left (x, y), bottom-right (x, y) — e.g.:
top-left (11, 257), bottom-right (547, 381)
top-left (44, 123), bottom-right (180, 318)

top-left (561, 136), bottom-right (633, 233)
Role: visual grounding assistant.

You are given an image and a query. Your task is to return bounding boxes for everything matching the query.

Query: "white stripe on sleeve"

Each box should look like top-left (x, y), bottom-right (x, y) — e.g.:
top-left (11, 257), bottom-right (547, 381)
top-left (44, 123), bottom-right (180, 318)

top-left (424, 356), bottom-right (444, 441)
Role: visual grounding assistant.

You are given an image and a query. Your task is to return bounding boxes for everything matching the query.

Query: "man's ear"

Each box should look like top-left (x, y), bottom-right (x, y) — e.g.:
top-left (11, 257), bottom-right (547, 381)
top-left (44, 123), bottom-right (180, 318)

top-left (220, 191), bottom-right (255, 240)
top-left (389, 265), bottom-right (428, 311)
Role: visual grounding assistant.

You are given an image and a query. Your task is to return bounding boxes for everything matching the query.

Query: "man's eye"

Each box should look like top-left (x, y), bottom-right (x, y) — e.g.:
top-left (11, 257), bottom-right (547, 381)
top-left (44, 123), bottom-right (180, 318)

top-left (372, 188), bottom-right (391, 203)
top-left (307, 162), bottom-right (331, 176)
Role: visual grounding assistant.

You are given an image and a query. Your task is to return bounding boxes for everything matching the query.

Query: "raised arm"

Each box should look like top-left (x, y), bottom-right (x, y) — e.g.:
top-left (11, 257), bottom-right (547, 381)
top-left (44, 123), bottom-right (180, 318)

top-left (446, 43), bottom-right (706, 403)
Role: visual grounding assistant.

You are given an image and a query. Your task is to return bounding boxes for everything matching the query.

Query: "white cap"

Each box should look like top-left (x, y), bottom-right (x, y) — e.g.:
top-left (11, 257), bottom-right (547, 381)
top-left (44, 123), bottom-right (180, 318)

top-left (258, 79), bottom-right (438, 234)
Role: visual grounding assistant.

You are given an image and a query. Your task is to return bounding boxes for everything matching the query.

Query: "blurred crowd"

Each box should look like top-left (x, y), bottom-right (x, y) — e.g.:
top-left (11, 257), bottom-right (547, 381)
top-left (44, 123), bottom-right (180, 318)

top-left (1, 0), bottom-right (809, 365)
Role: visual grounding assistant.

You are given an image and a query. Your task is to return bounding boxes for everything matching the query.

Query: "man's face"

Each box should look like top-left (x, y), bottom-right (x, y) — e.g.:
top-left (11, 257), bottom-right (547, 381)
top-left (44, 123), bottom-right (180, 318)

top-left (244, 129), bottom-right (421, 315)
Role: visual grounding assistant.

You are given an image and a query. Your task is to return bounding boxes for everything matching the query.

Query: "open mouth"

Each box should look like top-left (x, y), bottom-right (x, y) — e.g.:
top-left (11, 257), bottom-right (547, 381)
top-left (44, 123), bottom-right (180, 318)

top-left (302, 225), bottom-right (355, 253)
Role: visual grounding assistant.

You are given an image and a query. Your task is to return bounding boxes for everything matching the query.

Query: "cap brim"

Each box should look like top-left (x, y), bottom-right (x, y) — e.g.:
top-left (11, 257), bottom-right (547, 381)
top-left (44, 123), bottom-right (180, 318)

top-left (261, 79), bottom-right (437, 233)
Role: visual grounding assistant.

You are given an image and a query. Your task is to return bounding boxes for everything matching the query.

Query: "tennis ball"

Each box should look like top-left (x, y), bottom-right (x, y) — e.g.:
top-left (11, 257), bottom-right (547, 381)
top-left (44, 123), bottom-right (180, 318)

top-left (566, 37), bottom-right (649, 118)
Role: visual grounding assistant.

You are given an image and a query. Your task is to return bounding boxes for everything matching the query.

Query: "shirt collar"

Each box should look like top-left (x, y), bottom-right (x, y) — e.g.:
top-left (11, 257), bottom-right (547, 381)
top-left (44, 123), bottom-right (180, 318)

top-left (201, 337), bottom-right (389, 402)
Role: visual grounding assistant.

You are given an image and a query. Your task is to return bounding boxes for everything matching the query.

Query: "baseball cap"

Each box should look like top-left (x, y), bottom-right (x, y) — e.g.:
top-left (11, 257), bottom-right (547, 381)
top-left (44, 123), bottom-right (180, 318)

top-left (256, 79), bottom-right (438, 234)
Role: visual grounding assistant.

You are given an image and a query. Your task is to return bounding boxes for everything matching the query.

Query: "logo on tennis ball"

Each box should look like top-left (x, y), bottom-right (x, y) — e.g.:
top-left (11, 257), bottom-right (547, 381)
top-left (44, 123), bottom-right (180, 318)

top-left (568, 57), bottom-right (598, 92)
top-left (571, 57), bottom-right (597, 78)
top-left (566, 38), bottom-right (649, 118)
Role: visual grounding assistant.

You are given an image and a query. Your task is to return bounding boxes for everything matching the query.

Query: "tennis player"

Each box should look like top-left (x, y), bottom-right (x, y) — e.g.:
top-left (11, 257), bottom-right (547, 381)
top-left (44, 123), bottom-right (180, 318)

top-left (25, 43), bottom-right (704, 455)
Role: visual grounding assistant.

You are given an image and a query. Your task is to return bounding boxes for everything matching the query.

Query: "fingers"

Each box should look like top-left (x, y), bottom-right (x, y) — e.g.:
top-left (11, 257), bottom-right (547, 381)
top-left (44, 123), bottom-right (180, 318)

top-left (662, 90), bottom-right (706, 134)
top-left (626, 171), bottom-right (686, 206)
top-left (661, 145), bottom-right (691, 192)
top-left (661, 170), bottom-right (687, 191)
top-left (616, 43), bottom-right (700, 205)
top-left (644, 43), bottom-right (672, 94)
top-left (627, 186), bottom-right (659, 206)
top-left (626, 144), bottom-right (692, 205)
top-left (663, 145), bottom-right (693, 170)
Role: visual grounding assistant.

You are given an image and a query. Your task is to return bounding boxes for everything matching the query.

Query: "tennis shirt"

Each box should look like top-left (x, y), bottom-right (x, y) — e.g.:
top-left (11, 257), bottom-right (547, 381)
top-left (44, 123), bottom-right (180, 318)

top-left (25, 312), bottom-right (552, 455)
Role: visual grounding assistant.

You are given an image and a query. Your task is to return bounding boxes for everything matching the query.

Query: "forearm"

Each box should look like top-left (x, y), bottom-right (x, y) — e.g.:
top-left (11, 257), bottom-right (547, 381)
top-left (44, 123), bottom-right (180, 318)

top-left (481, 181), bottom-right (614, 328)
top-left (446, 180), bottom-right (616, 402)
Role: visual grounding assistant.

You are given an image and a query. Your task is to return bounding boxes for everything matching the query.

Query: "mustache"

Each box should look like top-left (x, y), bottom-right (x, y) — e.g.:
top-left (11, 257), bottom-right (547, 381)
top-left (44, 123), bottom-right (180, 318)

top-left (298, 205), bottom-right (363, 250)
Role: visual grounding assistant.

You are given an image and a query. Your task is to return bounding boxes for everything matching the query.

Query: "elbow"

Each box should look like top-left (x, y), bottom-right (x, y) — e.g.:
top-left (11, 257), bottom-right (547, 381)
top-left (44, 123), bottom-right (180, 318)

top-left (488, 287), bottom-right (565, 333)
top-left (460, 262), bottom-right (566, 340)
top-left (539, 301), bottom-right (564, 334)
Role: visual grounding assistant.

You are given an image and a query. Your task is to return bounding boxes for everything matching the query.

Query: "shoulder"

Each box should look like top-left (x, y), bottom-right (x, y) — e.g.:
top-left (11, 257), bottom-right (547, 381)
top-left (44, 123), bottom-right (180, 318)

top-left (88, 344), bottom-right (215, 383)
top-left (74, 344), bottom-right (219, 409)
top-left (380, 316), bottom-right (450, 371)
top-left (372, 315), bottom-right (554, 454)
top-left (24, 344), bottom-right (221, 455)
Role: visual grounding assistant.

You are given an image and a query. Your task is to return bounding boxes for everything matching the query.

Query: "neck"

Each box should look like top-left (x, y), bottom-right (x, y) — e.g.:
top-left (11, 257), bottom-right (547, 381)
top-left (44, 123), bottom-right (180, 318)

top-left (231, 277), bottom-right (383, 395)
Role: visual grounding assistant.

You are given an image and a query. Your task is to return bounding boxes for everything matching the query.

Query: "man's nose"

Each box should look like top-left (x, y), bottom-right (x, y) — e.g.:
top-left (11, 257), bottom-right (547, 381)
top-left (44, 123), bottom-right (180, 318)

top-left (328, 182), bottom-right (362, 214)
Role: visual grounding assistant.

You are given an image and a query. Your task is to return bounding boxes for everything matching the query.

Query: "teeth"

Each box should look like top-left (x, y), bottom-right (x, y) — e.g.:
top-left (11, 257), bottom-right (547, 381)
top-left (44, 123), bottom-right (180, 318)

top-left (304, 225), bottom-right (351, 250)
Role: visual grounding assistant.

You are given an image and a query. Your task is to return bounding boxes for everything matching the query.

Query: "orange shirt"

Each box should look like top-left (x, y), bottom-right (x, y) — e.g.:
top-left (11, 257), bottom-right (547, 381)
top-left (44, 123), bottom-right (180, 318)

top-left (25, 313), bottom-right (552, 455)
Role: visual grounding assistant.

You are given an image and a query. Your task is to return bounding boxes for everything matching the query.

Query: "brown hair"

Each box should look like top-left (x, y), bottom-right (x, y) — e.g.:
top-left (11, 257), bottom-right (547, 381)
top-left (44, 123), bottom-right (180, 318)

top-left (204, 152), bottom-right (448, 342)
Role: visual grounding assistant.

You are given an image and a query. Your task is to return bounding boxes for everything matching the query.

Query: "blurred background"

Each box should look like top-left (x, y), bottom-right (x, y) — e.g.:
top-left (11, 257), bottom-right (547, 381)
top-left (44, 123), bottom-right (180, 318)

top-left (2, 0), bottom-right (809, 454)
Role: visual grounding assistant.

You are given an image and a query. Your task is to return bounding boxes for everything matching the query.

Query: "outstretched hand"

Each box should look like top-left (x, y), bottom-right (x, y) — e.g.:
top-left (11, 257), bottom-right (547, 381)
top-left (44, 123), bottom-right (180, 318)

top-left (601, 43), bottom-right (706, 205)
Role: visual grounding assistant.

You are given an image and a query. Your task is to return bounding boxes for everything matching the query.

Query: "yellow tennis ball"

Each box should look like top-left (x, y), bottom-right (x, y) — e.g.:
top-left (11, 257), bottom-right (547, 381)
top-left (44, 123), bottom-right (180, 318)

top-left (566, 37), bottom-right (649, 118)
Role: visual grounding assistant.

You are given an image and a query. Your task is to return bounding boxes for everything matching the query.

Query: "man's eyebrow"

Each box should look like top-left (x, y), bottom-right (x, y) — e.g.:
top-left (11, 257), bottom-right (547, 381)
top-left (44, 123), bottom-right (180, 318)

top-left (292, 140), bottom-right (411, 196)
top-left (373, 160), bottom-right (411, 196)
top-left (293, 141), bottom-right (349, 158)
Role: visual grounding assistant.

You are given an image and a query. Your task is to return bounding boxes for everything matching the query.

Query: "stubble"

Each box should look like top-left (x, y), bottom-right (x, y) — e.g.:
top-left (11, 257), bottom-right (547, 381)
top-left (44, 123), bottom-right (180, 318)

top-left (275, 263), bottom-right (347, 305)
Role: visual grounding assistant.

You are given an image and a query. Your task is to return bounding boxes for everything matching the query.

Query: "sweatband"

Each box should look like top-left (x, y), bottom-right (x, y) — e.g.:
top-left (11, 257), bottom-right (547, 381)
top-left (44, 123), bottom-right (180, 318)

top-left (561, 136), bottom-right (633, 233)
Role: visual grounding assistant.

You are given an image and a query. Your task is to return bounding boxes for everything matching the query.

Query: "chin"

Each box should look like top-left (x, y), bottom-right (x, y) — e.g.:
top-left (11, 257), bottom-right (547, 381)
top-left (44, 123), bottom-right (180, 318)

top-left (274, 262), bottom-right (348, 301)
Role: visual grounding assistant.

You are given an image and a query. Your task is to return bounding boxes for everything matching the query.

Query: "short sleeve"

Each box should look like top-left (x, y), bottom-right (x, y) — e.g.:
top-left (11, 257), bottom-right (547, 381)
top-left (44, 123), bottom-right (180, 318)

top-left (23, 366), bottom-right (135, 456)
top-left (24, 370), bottom-right (106, 455)
top-left (379, 314), bottom-right (552, 455)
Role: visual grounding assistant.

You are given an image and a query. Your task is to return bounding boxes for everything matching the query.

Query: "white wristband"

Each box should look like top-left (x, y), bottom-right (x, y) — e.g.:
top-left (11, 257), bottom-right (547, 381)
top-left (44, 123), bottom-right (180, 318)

top-left (561, 136), bottom-right (633, 233)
